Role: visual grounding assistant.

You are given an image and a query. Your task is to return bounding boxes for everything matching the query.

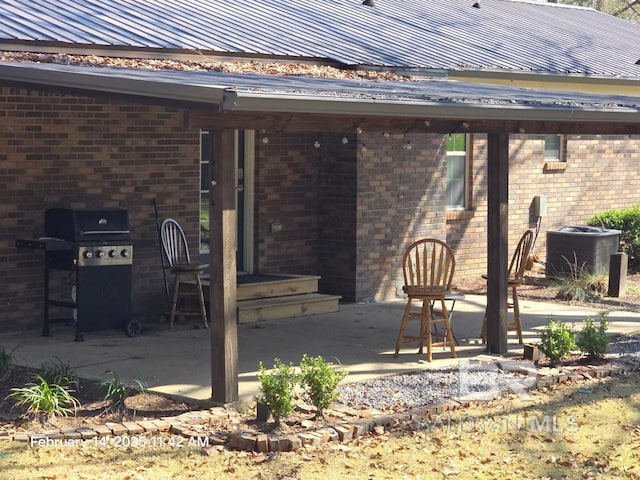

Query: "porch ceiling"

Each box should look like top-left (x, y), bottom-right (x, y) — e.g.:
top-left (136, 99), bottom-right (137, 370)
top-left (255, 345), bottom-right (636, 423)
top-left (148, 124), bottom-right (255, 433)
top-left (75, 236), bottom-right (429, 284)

top-left (1, 61), bottom-right (639, 135)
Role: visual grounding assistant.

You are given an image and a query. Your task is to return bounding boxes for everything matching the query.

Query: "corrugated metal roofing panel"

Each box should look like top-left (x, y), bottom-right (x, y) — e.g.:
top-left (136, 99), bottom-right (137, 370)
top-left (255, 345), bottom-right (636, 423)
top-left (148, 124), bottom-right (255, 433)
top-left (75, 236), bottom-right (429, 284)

top-left (0, 0), bottom-right (638, 77)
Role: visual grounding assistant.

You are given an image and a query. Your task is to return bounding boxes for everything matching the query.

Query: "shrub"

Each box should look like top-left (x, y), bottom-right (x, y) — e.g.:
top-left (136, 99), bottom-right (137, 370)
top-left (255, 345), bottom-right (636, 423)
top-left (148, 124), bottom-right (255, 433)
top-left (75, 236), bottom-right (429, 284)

top-left (101, 372), bottom-right (147, 411)
top-left (587, 205), bottom-right (640, 269)
top-left (300, 354), bottom-right (348, 419)
top-left (576, 312), bottom-right (610, 358)
top-left (9, 374), bottom-right (80, 423)
top-left (538, 319), bottom-right (576, 366)
top-left (256, 359), bottom-right (298, 427)
top-left (39, 357), bottom-right (78, 390)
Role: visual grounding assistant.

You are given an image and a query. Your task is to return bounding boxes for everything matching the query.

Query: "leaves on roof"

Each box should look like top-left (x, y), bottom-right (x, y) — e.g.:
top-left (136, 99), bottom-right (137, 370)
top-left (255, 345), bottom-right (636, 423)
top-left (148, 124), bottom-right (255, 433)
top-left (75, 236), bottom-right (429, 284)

top-left (0, 51), bottom-right (415, 82)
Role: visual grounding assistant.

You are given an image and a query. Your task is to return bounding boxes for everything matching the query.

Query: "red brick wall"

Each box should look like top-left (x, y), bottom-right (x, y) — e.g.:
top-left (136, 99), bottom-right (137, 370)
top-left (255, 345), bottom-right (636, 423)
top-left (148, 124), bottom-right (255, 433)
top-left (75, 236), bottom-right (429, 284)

top-left (2, 85), bottom-right (640, 330)
top-left (254, 132), bottom-right (320, 274)
top-left (1, 86), bottom-right (201, 332)
top-left (317, 133), bottom-right (358, 300)
top-left (447, 134), bottom-right (640, 283)
top-left (357, 132), bottom-right (448, 301)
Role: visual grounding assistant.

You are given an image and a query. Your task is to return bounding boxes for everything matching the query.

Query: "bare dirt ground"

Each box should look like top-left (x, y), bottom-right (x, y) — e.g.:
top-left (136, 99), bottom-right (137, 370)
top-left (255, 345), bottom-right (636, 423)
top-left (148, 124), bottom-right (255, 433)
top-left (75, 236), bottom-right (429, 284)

top-left (454, 263), bottom-right (640, 312)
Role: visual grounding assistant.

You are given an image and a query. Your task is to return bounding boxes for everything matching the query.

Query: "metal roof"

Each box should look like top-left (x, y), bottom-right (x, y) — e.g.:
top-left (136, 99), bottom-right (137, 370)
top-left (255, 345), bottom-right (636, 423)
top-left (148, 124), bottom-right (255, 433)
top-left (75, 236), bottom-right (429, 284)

top-left (0, 0), bottom-right (639, 78)
top-left (1, 61), bottom-right (638, 128)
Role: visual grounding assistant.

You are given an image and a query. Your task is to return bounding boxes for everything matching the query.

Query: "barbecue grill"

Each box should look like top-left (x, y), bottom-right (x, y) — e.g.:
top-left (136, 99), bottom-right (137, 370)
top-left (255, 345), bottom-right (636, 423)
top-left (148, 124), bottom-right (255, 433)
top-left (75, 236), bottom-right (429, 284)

top-left (16, 208), bottom-right (141, 340)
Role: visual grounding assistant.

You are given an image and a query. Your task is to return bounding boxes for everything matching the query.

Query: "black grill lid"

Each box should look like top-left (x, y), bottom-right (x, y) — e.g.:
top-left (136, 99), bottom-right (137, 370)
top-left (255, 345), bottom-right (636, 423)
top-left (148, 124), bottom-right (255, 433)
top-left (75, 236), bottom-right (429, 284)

top-left (45, 208), bottom-right (130, 241)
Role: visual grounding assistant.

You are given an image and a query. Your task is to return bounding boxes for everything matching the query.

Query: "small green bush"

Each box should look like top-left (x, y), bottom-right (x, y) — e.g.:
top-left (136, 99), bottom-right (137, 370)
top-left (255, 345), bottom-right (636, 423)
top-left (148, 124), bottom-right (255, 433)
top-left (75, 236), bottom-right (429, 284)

top-left (300, 354), bottom-right (348, 419)
top-left (576, 312), bottom-right (610, 358)
top-left (101, 372), bottom-right (147, 410)
top-left (587, 205), bottom-right (640, 269)
top-left (538, 319), bottom-right (576, 366)
top-left (256, 359), bottom-right (298, 427)
top-left (9, 374), bottom-right (80, 422)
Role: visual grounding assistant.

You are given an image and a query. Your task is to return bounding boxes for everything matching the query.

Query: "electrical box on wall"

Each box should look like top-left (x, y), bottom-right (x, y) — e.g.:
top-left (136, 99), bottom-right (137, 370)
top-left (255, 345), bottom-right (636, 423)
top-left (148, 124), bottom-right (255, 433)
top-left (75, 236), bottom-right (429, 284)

top-left (533, 195), bottom-right (547, 217)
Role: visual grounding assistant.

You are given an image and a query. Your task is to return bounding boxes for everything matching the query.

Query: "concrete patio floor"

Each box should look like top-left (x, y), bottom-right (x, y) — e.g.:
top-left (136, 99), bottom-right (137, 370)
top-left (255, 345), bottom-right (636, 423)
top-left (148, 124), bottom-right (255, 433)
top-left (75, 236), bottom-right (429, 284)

top-left (1, 294), bottom-right (639, 406)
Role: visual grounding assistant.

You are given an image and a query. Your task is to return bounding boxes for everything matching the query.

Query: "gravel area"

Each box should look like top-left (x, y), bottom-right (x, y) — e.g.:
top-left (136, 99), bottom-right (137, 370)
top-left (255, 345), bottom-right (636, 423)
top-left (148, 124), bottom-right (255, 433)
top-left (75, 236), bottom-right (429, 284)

top-left (338, 335), bottom-right (640, 413)
top-left (337, 360), bottom-right (535, 413)
top-left (608, 335), bottom-right (640, 356)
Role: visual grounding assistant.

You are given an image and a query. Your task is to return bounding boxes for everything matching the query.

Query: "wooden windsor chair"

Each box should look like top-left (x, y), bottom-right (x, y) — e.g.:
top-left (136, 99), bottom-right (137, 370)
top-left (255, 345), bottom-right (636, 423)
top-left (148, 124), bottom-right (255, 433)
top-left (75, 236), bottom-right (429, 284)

top-left (480, 229), bottom-right (534, 344)
top-left (160, 218), bottom-right (208, 329)
top-left (394, 238), bottom-right (457, 362)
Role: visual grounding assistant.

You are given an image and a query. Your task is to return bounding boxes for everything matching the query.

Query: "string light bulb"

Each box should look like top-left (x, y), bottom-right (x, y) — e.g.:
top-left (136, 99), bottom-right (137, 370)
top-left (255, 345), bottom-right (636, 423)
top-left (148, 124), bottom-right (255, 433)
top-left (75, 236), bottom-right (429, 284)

top-left (342, 137), bottom-right (349, 144)
top-left (314, 140), bottom-right (321, 148)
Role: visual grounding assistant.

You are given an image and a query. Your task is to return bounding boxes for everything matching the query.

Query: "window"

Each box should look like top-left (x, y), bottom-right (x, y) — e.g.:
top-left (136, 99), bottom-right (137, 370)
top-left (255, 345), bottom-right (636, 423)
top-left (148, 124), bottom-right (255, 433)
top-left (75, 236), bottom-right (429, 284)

top-left (446, 133), bottom-right (469, 210)
top-left (544, 134), bottom-right (564, 161)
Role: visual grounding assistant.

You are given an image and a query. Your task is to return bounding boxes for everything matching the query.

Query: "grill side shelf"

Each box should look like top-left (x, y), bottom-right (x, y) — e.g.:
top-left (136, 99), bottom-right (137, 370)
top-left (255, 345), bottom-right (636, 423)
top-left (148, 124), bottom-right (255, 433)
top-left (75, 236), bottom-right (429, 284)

top-left (16, 238), bottom-right (74, 251)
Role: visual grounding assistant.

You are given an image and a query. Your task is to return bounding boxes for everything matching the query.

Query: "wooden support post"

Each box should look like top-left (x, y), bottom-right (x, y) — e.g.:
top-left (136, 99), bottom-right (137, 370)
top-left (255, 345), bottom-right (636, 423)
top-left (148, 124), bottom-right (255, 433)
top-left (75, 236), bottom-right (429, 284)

top-left (486, 133), bottom-right (509, 354)
top-left (608, 252), bottom-right (627, 297)
top-left (210, 129), bottom-right (239, 403)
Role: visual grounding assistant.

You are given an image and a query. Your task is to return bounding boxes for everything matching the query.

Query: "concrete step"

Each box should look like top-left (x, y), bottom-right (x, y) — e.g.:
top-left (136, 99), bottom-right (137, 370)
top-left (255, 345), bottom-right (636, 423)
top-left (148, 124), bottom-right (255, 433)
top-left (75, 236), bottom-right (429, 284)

top-left (237, 293), bottom-right (341, 324)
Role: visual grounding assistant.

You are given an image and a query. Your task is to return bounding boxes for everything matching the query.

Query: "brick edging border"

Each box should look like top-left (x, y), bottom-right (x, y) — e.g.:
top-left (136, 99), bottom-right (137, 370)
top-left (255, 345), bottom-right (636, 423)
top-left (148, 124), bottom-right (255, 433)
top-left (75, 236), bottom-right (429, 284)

top-left (3, 356), bottom-right (639, 452)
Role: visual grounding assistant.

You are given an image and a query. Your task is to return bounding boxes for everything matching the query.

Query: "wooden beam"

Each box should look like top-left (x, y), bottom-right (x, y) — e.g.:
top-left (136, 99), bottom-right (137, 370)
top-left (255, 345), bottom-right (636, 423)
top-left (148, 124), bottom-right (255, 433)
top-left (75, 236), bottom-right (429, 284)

top-left (486, 133), bottom-right (509, 354)
top-left (187, 110), bottom-right (640, 135)
top-left (209, 129), bottom-right (239, 403)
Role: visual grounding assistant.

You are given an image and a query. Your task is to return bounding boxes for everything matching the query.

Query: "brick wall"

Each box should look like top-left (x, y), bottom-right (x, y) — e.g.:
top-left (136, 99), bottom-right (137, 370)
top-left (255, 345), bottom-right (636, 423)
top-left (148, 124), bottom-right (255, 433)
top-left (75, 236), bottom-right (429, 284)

top-left (0, 86), bottom-right (201, 332)
top-left (255, 132), bottom-right (320, 274)
top-left (447, 134), bottom-right (640, 282)
top-left (356, 132), bottom-right (448, 301)
top-left (317, 133), bottom-right (358, 300)
top-left (2, 85), bottom-right (640, 331)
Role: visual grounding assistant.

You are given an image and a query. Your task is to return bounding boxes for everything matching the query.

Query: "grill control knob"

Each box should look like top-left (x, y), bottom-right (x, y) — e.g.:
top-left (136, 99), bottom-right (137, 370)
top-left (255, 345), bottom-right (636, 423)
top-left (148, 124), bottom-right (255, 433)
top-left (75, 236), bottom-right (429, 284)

top-left (108, 249), bottom-right (117, 258)
top-left (121, 249), bottom-right (130, 258)
top-left (83, 250), bottom-right (93, 259)
top-left (96, 250), bottom-right (105, 259)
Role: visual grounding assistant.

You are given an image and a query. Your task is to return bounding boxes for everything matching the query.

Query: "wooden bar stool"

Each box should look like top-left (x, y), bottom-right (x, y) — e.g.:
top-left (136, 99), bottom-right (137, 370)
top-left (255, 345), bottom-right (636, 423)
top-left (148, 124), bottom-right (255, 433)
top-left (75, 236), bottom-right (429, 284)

top-left (481, 229), bottom-right (534, 344)
top-left (394, 238), bottom-right (457, 362)
top-left (160, 218), bottom-right (208, 329)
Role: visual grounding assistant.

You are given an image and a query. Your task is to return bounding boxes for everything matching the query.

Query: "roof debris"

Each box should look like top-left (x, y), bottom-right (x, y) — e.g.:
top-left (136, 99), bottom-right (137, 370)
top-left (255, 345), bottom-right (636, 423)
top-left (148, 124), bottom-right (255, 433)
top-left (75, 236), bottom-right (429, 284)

top-left (0, 51), bottom-right (415, 82)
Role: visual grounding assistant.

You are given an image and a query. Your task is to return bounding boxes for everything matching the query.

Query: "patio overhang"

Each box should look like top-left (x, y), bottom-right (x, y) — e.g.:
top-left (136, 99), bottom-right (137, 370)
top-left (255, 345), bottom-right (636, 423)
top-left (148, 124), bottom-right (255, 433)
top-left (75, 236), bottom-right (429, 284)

top-left (2, 60), bottom-right (639, 403)
top-left (1, 61), bottom-right (639, 135)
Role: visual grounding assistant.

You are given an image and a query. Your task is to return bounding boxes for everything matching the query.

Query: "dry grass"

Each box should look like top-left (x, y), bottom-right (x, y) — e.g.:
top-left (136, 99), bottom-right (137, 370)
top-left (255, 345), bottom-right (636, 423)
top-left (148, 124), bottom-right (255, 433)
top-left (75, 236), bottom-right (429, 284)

top-left (1, 373), bottom-right (639, 479)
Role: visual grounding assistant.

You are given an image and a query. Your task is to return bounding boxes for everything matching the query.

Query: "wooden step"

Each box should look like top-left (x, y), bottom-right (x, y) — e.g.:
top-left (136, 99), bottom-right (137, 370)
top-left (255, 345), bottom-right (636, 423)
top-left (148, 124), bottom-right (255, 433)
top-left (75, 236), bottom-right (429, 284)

top-left (237, 274), bottom-right (319, 301)
top-left (237, 293), bottom-right (341, 324)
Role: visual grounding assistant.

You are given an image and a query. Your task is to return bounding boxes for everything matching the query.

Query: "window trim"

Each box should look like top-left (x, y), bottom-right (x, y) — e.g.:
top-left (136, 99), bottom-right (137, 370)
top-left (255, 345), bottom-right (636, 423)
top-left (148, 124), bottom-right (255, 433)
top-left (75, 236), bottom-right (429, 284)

top-left (445, 133), bottom-right (472, 211)
top-left (543, 134), bottom-right (567, 172)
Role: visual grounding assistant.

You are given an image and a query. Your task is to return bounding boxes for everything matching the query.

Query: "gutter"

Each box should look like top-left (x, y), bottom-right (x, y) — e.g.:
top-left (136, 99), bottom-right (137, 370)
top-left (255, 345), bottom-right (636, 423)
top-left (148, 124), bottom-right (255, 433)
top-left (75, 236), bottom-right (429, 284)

top-left (1, 61), bottom-right (639, 127)
top-left (223, 91), bottom-right (640, 125)
top-left (0, 61), bottom-right (228, 107)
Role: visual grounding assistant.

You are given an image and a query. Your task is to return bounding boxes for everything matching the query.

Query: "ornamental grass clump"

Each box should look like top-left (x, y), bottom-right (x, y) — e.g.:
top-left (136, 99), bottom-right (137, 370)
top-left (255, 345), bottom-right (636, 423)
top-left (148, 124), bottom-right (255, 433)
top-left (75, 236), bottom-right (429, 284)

top-left (9, 374), bottom-right (80, 424)
top-left (101, 372), bottom-right (147, 413)
top-left (0, 346), bottom-right (15, 380)
top-left (300, 354), bottom-right (348, 419)
top-left (39, 357), bottom-right (78, 390)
